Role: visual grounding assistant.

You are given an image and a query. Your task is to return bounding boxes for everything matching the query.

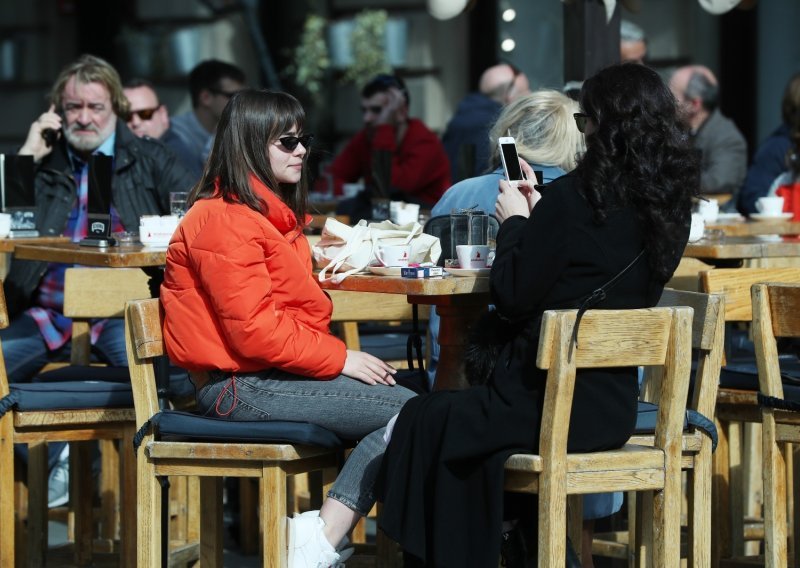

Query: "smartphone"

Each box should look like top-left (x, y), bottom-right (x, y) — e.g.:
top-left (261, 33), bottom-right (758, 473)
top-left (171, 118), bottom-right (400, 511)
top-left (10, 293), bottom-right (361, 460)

top-left (498, 137), bottom-right (525, 188)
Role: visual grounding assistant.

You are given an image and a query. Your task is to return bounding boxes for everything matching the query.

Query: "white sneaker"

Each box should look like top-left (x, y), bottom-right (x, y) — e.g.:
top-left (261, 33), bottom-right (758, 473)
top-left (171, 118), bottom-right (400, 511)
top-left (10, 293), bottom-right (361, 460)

top-left (48, 445), bottom-right (70, 508)
top-left (287, 511), bottom-right (341, 568)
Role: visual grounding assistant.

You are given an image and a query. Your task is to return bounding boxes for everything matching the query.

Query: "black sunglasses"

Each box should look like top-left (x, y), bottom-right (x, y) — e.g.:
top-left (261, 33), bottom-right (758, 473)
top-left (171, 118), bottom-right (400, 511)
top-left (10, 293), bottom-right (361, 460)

top-left (126, 106), bottom-right (160, 121)
top-left (573, 112), bottom-right (592, 134)
top-left (279, 134), bottom-right (314, 151)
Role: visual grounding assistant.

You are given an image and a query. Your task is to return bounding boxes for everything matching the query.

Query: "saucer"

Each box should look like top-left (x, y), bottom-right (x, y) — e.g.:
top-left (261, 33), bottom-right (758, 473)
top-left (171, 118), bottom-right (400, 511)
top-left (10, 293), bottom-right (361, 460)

top-left (445, 267), bottom-right (491, 277)
top-left (715, 212), bottom-right (744, 221)
top-left (750, 212), bottom-right (794, 221)
top-left (368, 266), bottom-right (403, 276)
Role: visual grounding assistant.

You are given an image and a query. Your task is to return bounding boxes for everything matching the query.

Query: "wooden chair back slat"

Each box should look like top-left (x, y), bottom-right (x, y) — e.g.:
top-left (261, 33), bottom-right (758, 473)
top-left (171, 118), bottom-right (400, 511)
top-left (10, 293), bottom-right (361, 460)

top-left (63, 268), bottom-right (151, 318)
top-left (536, 308), bottom-right (677, 370)
top-left (752, 283), bottom-right (800, 399)
top-left (760, 283), bottom-right (800, 339)
top-left (701, 268), bottom-right (800, 322)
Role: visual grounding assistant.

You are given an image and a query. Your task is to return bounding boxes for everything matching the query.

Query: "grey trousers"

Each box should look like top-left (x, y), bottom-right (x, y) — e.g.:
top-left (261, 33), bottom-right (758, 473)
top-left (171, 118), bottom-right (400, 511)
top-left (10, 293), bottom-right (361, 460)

top-left (196, 369), bottom-right (416, 515)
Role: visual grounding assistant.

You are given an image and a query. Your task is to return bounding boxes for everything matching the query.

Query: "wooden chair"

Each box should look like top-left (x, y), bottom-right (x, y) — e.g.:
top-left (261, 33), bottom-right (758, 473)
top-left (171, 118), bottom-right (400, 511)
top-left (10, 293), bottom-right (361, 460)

top-left (701, 267), bottom-right (800, 564)
top-left (503, 305), bottom-right (694, 567)
top-left (752, 282), bottom-right (800, 567)
top-left (588, 289), bottom-right (725, 567)
top-left (125, 298), bottom-right (342, 567)
top-left (0, 268), bottom-right (152, 567)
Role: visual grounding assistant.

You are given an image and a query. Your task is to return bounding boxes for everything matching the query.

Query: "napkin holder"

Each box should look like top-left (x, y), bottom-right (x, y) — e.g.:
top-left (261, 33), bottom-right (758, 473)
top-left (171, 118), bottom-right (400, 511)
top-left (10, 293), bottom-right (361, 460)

top-left (81, 155), bottom-right (116, 247)
top-left (0, 154), bottom-right (39, 238)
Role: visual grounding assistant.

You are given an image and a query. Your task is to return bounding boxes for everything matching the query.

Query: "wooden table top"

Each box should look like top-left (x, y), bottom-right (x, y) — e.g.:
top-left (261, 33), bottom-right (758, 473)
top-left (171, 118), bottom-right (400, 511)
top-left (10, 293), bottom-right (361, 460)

top-left (13, 241), bottom-right (167, 267)
top-left (684, 235), bottom-right (800, 260)
top-left (706, 217), bottom-right (800, 237)
top-left (0, 236), bottom-right (70, 253)
top-left (317, 272), bottom-right (490, 297)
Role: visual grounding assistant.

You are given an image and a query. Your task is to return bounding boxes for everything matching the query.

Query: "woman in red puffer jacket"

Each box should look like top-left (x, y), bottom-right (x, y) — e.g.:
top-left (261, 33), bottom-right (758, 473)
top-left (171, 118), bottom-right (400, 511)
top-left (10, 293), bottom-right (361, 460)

top-left (161, 89), bottom-right (415, 567)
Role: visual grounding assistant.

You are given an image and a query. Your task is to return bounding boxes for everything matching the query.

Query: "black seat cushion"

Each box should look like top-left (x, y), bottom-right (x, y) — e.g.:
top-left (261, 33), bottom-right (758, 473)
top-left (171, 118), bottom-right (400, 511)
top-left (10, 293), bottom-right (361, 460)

top-left (634, 401), bottom-right (718, 451)
top-left (720, 357), bottom-right (800, 391)
top-left (147, 410), bottom-right (342, 448)
top-left (35, 365), bottom-right (196, 399)
top-left (9, 381), bottom-right (134, 411)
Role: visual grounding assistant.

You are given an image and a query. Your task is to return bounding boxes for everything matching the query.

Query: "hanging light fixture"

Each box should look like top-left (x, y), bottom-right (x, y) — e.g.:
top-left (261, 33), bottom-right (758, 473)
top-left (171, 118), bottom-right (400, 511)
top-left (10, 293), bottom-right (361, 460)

top-left (427, 0), bottom-right (475, 20)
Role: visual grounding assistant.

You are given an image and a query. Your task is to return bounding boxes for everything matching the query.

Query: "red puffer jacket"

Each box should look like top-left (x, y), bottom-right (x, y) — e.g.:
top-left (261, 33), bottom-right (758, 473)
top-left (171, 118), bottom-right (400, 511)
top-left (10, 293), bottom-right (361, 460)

top-left (161, 177), bottom-right (347, 378)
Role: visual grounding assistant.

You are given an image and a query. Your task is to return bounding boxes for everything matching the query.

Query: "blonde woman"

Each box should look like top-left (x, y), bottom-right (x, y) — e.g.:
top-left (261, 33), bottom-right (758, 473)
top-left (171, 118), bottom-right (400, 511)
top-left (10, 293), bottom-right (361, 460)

top-left (431, 89), bottom-right (585, 217)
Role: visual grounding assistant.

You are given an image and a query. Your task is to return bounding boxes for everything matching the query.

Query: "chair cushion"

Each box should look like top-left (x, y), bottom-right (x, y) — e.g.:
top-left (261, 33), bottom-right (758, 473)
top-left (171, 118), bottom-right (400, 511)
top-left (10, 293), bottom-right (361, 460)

top-left (634, 401), bottom-right (718, 451)
top-left (9, 381), bottom-right (134, 411)
top-left (35, 365), bottom-right (196, 399)
top-left (148, 410), bottom-right (343, 448)
top-left (720, 358), bottom-right (800, 390)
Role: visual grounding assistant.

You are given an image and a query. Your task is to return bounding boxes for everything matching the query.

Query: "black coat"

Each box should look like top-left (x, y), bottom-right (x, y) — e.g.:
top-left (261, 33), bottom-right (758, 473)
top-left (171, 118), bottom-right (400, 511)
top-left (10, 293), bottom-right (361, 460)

top-left (378, 173), bottom-right (688, 566)
top-left (4, 122), bottom-right (194, 317)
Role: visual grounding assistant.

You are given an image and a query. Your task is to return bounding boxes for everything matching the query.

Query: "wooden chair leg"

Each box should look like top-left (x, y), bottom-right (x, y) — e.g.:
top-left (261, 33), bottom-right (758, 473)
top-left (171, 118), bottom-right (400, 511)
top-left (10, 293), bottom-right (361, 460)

top-left (728, 420), bottom-right (745, 557)
top-left (72, 440), bottom-right (94, 565)
top-left (187, 475), bottom-right (201, 544)
top-left (689, 447), bottom-right (712, 568)
top-left (538, 480), bottom-right (568, 567)
top-left (99, 438), bottom-right (120, 543)
top-left (262, 466), bottom-right (288, 568)
top-left (137, 455), bottom-right (162, 568)
top-left (0, 416), bottom-right (15, 568)
top-left (27, 442), bottom-right (48, 568)
top-left (13, 458), bottom-right (28, 568)
top-left (762, 411), bottom-right (788, 568)
top-left (120, 426), bottom-right (137, 568)
top-left (240, 477), bottom-right (259, 555)
top-left (712, 416), bottom-right (732, 565)
top-left (743, 422), bottom-right (763, 556)
top-left (199, 476), bottom-right (224, 566)
top-left (566, 495), bottom-right (582, 563)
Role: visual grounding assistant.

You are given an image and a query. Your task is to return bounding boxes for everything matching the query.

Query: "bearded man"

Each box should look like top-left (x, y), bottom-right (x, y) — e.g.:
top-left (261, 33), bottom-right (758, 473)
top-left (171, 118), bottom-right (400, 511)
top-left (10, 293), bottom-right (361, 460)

top-left (7, 54), bottom-right (193, 382)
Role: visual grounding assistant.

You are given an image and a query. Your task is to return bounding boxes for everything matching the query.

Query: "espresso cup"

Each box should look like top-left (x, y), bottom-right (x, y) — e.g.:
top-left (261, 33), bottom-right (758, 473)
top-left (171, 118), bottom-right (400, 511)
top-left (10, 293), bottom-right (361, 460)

top-left (456, 244), bottom-right (489, 269)
top-left (756, 196), bottom-right (785, 216)
top-left (696, 198), bottom-right (719, 222)
top-left (376, 244), bottom-right (410, 267)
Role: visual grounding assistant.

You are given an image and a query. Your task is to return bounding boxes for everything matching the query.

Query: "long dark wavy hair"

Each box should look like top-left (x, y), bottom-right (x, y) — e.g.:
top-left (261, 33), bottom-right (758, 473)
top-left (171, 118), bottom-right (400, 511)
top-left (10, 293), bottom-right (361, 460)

top-left (577, 63), bottom-right (700, 282)
top-left (189, 89), bottom-right (309, 222)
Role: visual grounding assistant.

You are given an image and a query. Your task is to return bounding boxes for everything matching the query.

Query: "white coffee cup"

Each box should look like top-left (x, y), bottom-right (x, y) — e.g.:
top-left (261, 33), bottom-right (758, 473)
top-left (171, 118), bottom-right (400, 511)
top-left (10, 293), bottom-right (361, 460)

top-left (390, 201), bottom-right (421, 225)
top-left (456, 244), bottom-right (490, 269)
top-left (756, 196), bottom-right (785, 217)
top-left (0, 213), bottom-right (11, 238)
top-left (689, 213), bottom-right (705, 242)
top-left (376, 244), bottom-right (410, 267)
top-left (697, 198), bottom-right (719, 222)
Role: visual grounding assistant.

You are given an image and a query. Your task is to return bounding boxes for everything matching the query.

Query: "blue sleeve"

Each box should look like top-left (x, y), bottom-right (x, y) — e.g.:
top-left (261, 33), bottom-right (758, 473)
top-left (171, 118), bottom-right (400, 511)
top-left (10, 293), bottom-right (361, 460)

top-left (739, 135), bottom-right (791, 214)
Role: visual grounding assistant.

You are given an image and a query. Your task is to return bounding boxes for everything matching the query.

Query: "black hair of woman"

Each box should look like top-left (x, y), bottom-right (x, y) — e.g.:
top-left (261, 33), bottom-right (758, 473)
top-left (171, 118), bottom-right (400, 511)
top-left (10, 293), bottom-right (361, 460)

top-left (577, 63), bottom-right (700, 282)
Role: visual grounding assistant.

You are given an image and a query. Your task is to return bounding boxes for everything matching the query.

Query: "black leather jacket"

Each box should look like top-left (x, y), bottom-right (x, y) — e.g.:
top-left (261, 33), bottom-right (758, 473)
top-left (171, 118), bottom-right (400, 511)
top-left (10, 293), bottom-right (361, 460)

top-left (4, 121), bottom-right (194, 318)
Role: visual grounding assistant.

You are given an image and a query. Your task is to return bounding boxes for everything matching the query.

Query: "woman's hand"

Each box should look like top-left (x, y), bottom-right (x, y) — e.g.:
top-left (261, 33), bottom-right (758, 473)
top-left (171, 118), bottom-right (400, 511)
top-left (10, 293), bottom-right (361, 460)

top-left (496, 159), bottom-right (542, 222)
top-left (342, 350), bottom-right (398, 386)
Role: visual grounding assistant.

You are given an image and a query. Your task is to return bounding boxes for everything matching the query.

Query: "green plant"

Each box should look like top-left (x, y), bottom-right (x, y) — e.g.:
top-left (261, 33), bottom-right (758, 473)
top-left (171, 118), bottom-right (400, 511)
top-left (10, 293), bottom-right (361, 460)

top-left (343, 9), bottom-right (392, 86)
top-left (286, 14), bottom-right (330, 99)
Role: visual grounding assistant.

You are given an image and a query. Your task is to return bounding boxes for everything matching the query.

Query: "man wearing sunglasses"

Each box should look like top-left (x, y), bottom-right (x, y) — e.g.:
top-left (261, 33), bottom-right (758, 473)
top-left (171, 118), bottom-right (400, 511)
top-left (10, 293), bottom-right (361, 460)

top-left (324, 73), bottom-right (451, 215)
top-left (123, 79), bottom-right (199, 179)
top-left (171, 59), bottom-right (246, 177)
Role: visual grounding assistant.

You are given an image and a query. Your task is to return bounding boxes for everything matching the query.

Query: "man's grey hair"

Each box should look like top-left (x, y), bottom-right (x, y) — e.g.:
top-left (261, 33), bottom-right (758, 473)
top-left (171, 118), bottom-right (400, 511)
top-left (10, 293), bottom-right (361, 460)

top-left (620, 20), bottom-right (646, 43)
top-left (685, 72), bottom-right (719, 112)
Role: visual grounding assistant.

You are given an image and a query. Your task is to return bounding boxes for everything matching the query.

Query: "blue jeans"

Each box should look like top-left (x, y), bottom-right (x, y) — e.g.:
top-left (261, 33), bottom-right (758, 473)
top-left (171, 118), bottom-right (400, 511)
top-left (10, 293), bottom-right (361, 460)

top-left (196, 370), bottom-right (416, 516)
top-left (0, 314), bottom-right (128, 383)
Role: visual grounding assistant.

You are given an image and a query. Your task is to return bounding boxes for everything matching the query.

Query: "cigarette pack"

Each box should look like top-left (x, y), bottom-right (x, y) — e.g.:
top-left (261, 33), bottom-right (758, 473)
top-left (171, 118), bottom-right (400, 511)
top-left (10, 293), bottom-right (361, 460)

top-left (401, 266), bottom-right (444, 278)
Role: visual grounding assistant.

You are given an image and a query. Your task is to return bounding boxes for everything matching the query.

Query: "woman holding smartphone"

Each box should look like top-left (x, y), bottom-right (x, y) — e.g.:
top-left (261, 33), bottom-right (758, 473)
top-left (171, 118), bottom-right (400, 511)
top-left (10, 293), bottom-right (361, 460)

top-left (160, 89), bottom-right (416, 567)
top-left (378, 63), bottom-right (699, 566)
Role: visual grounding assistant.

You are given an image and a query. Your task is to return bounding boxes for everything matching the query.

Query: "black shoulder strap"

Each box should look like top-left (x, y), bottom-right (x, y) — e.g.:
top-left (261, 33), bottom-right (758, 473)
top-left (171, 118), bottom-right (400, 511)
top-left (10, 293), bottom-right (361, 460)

top-left (569, 249), bottom-right (646, 359)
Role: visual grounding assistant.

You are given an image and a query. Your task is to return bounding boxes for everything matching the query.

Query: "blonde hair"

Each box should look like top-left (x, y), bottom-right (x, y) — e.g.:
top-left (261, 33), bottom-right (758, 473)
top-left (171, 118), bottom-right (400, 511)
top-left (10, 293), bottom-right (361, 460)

top-left (489, 90), bottom-right (584, 173)
top-left (50, 54), bottom-right (130, 118)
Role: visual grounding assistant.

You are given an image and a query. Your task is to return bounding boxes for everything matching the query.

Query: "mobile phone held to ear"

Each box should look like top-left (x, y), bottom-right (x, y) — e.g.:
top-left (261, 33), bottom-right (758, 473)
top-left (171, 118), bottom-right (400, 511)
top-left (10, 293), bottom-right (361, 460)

top-left (498, 136), bottom-right (525, 188)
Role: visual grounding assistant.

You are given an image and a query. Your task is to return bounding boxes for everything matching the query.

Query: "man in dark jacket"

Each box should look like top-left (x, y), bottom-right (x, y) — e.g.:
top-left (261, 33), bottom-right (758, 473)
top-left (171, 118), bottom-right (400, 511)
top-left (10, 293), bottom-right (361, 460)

top-left (441, 63), bottom-right (531, 183)
top-left (3, 54), bottom-right (193, 383)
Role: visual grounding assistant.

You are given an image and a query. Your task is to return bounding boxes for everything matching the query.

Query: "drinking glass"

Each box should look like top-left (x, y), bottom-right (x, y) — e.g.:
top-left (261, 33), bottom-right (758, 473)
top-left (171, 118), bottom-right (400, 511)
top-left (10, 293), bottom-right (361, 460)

top-left (170, 192), bottom-right (189, 217)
